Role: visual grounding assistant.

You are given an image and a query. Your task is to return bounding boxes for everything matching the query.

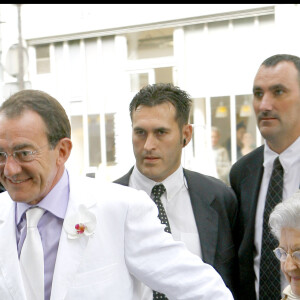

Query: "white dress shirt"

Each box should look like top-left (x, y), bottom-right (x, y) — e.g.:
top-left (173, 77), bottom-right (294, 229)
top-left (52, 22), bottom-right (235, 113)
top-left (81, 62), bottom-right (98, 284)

top-left (16, 169), bottom-right (69, 300)
top-left (254, 136), bottom-right (300, 299)
top-left (129, 164), bottom-right (201, 300)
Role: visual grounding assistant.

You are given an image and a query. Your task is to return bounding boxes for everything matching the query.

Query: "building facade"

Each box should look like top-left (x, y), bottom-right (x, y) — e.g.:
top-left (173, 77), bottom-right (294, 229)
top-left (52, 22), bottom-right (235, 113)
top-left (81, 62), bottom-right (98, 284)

top-left (0, 4), bottom-right (299, 182)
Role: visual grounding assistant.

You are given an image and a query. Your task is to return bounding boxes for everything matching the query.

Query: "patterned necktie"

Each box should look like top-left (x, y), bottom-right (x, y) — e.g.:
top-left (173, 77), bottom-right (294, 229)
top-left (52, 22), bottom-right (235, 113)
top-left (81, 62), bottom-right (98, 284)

top-left (151, 184), bottom-right (170, 300)
top-left (20, 207), bottom-right (45, 300)
top-left (259, 157), bottom-right (283, 300)
top-left (151, 184), bottom-right (171, 234)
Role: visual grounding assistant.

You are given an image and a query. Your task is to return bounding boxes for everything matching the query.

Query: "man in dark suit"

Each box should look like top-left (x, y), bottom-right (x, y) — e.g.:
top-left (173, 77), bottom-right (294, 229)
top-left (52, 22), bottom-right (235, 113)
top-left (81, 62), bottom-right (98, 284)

top-left (230, 54), bottom-right (300, 300)
top-left (114, 83), bottom-right (239, 299)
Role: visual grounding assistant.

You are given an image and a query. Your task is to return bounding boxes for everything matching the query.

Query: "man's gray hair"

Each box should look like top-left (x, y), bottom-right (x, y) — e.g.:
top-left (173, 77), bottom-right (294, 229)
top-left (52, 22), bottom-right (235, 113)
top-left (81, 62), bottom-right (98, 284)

top-left (269, 189), bottom-right (300, 240)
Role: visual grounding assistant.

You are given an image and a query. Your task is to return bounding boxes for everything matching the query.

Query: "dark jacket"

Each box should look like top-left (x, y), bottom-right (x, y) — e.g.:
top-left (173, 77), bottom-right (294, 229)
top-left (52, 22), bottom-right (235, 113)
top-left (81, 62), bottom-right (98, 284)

top-left (229, 145), bottom-right (265, 300)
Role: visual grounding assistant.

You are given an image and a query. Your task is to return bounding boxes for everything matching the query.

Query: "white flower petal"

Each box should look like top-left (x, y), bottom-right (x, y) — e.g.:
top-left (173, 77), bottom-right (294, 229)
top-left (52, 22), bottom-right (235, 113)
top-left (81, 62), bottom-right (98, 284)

top-left (63, 204), bottom-right (97, 239)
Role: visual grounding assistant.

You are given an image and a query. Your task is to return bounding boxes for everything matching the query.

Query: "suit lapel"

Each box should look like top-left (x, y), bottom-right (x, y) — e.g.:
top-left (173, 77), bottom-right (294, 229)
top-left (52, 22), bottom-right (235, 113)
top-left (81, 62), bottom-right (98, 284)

top-left (113, 167), bottom-right (133, 186)
top-left (50, 175), bottom-right (97, 300)
top-left (239, 149), bottom-right (264, 240)
top-left (184, 170), bottom-right (218, 266)
top-left (0, 194), bottom-right (26, 300)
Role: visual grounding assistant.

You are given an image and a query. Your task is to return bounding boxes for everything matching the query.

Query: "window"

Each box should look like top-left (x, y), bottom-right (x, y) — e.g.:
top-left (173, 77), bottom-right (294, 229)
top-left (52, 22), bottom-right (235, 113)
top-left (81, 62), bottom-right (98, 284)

top-left (129, 67), bottom-right (174, 93)
top-left (235, 94), bottom-right (258, 159)
top-left (211, 96), bottom-right (231, 160)
top-left (105, 113), bottom-right (116, 165)
top-left (210, 95), bottom-right (258, 163)
top-left (36, 45), bottom-right (50, 74)
top-left (155, 67), bottom-right (173, 84)
top-left (70, 115), bottom-right (84, 175)
top-left (88, 115), bottom-right (101, 167)
top-left (68, 40), bottom-right (82, 100)
top-left (130, 73), bottom-right (149, 92)
top-left (87, 113), bottom-right (116, 167)
top-left (188, 94), bottom-right (260, 180)
top-left (126, 28), bottom-right (174, 60)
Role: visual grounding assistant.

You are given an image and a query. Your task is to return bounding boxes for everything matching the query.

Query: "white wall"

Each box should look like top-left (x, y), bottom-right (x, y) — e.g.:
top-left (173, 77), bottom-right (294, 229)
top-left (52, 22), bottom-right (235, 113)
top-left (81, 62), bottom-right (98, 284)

top-left (21, 4), bottom-right (274, 40)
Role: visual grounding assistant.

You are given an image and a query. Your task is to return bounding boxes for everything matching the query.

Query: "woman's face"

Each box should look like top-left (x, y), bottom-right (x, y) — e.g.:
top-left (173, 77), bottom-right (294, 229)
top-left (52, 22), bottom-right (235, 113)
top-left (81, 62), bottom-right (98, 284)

top-left (280, 227), bottom-right (300, 296)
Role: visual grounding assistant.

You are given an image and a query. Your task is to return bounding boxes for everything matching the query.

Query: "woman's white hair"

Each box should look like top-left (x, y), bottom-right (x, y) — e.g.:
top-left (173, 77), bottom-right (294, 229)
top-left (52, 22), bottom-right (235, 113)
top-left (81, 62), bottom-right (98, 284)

top-left (269, 189), bottom-right (300, 240)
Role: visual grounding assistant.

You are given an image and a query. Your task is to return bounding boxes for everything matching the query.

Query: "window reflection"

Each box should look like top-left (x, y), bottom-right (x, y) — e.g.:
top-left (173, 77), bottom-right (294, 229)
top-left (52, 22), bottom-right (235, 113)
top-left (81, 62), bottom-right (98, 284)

top-left (211, 96), bottom-right (231, 161)
top-left (235, 94), bottom-right (257, 160)
top-left (189, 94), bottom-right (259, 181)
top-left (211, 126), bottom-right (230, 185)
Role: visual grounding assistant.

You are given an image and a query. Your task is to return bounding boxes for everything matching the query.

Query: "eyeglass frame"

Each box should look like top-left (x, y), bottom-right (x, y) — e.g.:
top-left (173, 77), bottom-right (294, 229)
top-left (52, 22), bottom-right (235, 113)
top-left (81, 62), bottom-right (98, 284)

top-left (0, 144), bottom-right (50, 165)
top-left (273, 247), bottom-right (300, 264)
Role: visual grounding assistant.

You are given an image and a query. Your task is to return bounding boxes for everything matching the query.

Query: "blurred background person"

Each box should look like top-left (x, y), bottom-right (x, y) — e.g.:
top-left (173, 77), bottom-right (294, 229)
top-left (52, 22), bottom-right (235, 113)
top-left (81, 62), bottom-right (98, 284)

top-left (225, 121), bottom-right (246, 161)
top-left (269, 190), bottom-right (300, 300)
top-left (241, 132), bottom-right (255, 157)
top-left (211, 126), bottom-right (230, 185)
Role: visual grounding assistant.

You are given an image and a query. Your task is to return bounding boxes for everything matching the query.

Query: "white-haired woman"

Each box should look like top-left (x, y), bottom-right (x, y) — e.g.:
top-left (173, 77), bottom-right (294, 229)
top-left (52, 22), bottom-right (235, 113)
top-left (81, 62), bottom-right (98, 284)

top-left (269, 190), bottom-right (300, 300)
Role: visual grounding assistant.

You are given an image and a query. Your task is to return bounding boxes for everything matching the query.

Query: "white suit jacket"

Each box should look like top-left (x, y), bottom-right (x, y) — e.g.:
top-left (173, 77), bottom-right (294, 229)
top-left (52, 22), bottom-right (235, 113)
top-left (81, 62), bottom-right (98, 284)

top-left (0, 173), bottom-right (233, 300)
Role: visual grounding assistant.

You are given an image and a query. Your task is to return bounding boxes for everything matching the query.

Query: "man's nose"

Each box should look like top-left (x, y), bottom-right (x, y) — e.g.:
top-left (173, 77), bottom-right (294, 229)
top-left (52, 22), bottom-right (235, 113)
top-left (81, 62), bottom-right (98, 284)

top-left (259, 93), bottom-right (273, 111)
top-left (144, 134), bottom-right (157, 151)
top-left (3, 155), bottom-right (22, 178)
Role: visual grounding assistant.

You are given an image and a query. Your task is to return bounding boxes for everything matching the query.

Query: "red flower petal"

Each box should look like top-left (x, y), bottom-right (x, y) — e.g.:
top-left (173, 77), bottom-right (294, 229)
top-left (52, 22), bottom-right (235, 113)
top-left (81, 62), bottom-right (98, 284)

top-left (75, 223), bottom-right (86, 234)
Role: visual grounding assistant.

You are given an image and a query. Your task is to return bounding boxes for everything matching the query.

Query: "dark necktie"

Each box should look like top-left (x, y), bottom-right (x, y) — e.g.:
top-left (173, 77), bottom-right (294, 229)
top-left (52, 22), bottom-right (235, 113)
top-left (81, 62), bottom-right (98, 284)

top-left (151, 184), bottom-right (170, 300)
top-left (259, 156), bottom-right (283, 300)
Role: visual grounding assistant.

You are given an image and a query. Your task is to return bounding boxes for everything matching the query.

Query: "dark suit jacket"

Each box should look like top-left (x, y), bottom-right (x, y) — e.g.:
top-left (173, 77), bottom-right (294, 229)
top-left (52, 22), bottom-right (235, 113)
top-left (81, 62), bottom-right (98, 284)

top-left (114, 167), bottom-right (240, 299)
top-left (229, 145), bottom-right (265, 300)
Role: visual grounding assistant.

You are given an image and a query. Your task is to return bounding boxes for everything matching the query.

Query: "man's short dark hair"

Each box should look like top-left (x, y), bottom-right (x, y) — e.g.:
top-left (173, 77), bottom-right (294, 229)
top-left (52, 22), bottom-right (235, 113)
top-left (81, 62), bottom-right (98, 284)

top-left (129, 83), bottom-right (192, 129)
top-left (0, 89), bottom-right (71, 148)
top-left (261, 54), bottom-right (300, 82)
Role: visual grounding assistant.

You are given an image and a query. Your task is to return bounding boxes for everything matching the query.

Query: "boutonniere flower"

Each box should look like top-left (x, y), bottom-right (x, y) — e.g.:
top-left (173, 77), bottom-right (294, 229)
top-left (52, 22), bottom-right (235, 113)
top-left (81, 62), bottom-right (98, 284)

top-left (63, 204), bottom-right (97, 239)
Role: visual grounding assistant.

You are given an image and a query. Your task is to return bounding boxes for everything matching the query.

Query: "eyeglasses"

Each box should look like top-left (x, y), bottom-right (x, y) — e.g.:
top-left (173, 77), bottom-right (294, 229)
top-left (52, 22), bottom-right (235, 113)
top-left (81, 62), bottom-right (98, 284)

top-left (273, 247), bottom-right (300, 264)
top-left (0, 145), bottom-right (49, 165)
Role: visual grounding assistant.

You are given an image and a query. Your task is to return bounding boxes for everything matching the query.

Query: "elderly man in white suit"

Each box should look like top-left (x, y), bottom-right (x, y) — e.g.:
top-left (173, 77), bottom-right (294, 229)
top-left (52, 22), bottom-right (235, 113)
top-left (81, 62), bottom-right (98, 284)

top-left (0, 89), bottom-right (233, 300)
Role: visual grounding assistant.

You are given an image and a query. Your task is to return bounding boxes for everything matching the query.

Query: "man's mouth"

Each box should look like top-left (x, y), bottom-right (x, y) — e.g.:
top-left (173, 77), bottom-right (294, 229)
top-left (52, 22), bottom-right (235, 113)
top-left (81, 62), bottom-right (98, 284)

top-left (7, 178), bottom-right (29, 184)
top-left (144, 156), bottom-right (159, 162)
top-left (261, 117), bottom-right (276, 120)
top-left (258, 111), bottom-right (278, 123)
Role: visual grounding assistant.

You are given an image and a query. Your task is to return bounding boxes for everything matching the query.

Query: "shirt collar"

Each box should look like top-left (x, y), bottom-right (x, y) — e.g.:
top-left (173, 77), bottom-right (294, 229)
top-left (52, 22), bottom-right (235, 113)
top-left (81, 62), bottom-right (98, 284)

top-left (131, 164), bottom-right (186, 201)
top-left (283, 284), bottom-right (300, 299)
top-left (16, 168), bottom-right (70, 225)
top-left (161, 166), bottom-right (186, 201)
top-left (264, 136), bottom-right (300, 173)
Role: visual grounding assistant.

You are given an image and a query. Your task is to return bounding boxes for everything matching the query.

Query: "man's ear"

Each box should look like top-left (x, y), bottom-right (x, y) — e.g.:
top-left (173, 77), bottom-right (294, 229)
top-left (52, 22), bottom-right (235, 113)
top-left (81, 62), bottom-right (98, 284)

top-left (56, 138), bottom-right (72, 166)
top-left (182, 124), bottom-right (193, 147)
